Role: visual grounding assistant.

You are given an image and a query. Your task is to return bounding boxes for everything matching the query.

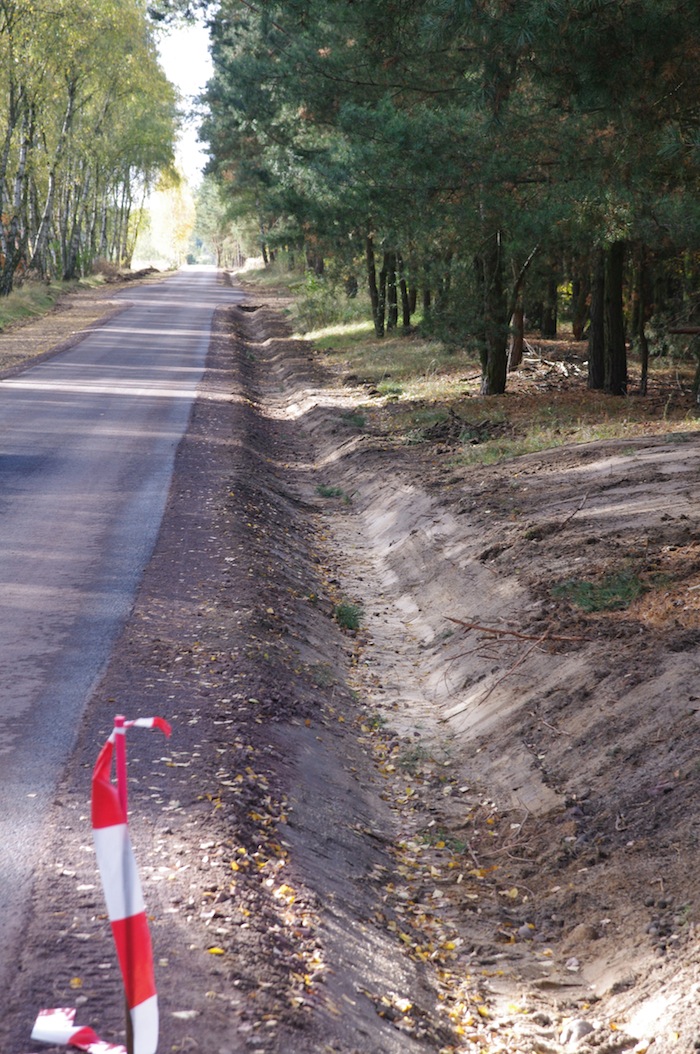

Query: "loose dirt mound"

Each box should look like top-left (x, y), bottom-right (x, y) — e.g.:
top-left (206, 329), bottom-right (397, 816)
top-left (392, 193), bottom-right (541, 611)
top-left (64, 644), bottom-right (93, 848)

top-left (4, 278), bottom-right (700, 1054)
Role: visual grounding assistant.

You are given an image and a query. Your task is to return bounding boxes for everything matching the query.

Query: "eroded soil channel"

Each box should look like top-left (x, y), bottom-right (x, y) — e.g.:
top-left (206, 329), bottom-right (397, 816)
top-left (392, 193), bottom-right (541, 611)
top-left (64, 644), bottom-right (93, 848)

top-left (5, 279), bottom-right (700, 1054)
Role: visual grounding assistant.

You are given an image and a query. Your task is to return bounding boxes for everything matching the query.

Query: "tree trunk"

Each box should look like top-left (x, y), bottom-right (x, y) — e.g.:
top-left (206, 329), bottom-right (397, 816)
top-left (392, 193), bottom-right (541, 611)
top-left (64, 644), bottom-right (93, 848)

top-left (366, 235), bottom-right (384, 337)
top-left (400, 279), bottom-right (411, 328)
top-left (636, 246), bottom-right (650, 396)
top-left (507, 244), bottom-right (538, 371)
top-left (588, 249), bottom-right (605, 390)
top-left (541, 274), bottom-right (558, 337)
top-left (386, 252), bottom-right (398, 330)
top-left (397, 254), bottom-right (411, 328)
top-left (0, 107), bottom-right (30, 296)
top-left (478, 230), bottom-right (508, 395)
top-left (422, 258), bottom-right (432, 321)
top-left (508, 304), bottom-right (524, 370)
top-left (378, 253), bottom-right (388, 334)
top-left (604, 240), bottom-right (627, 395)
top-left (571, 266), bottom-right (590, 340)
top-left (31, 78), bottom-right (77, 276)
top-left (63, 169), bottom-right (91, 281)
top-left (256, 202), bottom-right (269, 265)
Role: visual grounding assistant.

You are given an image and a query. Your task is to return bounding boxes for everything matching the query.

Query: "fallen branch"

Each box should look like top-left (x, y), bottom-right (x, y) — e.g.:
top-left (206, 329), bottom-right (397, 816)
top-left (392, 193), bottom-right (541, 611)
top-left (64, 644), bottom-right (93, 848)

top-left (559, 488), bottom-right (590, 529)
top-left (446, 617), bottom-right (589, 643)
top-left (442, 632), bottom-right (550, 721)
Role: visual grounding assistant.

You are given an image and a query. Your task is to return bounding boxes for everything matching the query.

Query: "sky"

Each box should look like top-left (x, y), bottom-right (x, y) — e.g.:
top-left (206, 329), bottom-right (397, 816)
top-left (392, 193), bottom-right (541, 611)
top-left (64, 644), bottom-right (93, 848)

top-left (157, 20), bottom-right (214, 184)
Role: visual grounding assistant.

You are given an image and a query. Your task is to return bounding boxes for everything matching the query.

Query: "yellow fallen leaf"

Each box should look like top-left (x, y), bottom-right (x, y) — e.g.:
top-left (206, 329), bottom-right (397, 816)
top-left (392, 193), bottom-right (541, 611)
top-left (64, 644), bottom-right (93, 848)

top-left (69, 977), bottom-right (83, 989)
top-left (477, 1005), bottom-right (490, 1018)
top-left (208, 947), bottom-right (226, 955)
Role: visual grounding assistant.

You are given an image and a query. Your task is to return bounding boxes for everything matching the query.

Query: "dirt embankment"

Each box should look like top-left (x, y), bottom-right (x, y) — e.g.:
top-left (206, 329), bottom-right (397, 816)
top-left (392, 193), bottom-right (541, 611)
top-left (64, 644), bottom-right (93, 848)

top-left (4, 276), bottom-right (700, 1054)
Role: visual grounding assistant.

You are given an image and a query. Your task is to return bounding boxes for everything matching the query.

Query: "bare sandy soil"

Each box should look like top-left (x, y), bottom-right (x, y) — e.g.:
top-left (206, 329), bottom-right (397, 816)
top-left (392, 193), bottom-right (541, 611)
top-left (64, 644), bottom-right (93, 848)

top-left (2, 274), bottom-right (700, 1054)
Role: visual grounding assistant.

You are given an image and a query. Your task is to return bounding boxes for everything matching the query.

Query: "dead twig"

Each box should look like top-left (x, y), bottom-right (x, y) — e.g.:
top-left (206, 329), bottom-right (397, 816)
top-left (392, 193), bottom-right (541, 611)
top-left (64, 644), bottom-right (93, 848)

top-left (477, 839), bottom-right (529, 858)
top-left (447, 616), bottom-right (589, 644)
top-left (467, 843), bottom-right (481, 870)
top-left (528, 710), bottom-right (572, 737)
top-left (559, 488), bottom-right (590, 529)
top-left (444, 632), bottom-right (550, 721)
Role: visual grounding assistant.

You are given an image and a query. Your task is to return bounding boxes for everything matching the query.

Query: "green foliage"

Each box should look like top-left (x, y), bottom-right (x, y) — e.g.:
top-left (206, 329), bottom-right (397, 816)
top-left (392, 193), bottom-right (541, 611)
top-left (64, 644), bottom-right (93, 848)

top-left (0, 0), bottom-right (178, 290)
top-left (292, 272), bottom-right (372, 335)
top-left (316, 483), bottom-right (352, 503)
top-left (316, 484), bottom-right (344, 498)
top-left (334, 601), bottom-right (363, 631)
top-left (199, 0), bottom-right (700, 392)
top-left (552, 573), bottom-right (646, 613)
top-left (0, 280), bottom-right (61, 329)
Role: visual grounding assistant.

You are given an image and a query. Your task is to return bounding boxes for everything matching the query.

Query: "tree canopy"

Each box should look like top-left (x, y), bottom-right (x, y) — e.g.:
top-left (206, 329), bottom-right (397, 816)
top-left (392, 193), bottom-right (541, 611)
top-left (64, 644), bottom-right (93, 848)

top-left (0, 0), bottom-right (179, 292)
top-left (197, 0), bottom-right (700, 394)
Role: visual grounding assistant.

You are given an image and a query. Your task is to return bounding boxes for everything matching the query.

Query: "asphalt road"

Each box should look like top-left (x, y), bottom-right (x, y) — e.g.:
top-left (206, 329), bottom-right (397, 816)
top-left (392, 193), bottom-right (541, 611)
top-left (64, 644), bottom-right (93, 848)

top-left (0, 266), bottom-right (241, 995)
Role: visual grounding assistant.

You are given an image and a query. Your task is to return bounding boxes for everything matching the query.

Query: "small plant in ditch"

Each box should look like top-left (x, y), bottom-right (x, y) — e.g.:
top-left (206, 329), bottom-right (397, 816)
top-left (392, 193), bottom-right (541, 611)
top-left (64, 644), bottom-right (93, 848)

top-left (334, 601), bottom-right (363, 630)
top-left (316, 483), bottom-right (352, 503)
top-left (362, 710), bottom-right (387, 731)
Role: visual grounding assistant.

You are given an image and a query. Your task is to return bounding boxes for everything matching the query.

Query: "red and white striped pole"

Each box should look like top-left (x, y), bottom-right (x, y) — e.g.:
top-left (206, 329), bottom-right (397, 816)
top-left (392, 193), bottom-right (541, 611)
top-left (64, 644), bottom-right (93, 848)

top-left (30, 715), bottom-right (171, 1054)
top-left (92, 716), bottom-right (170, 1054)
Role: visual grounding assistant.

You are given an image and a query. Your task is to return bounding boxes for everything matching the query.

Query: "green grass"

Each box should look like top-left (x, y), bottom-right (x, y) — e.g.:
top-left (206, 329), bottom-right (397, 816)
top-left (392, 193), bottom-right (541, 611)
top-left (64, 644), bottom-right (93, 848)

top-left (240, 270), bottom-right (700, 466)
top-left (0, 280), bottom-right (65, 330)
top-left (316, 484), bottom-right (345, 498)
top-left (316, 483), bottom-right (352, 503)
top-left (0, 274), bottom-right (116, 332)
top-left (552, 571), bottom-right (646, 612)
top-left (334, 601), bottom-right (363, 630)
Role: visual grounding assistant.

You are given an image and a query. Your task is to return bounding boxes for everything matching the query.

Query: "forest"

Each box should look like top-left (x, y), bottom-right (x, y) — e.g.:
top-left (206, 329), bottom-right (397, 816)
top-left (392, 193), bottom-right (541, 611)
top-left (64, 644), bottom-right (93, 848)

top-left (183, 0), bottom-right (700, 396)
top-left (0, 0), bottom-right (178, 295)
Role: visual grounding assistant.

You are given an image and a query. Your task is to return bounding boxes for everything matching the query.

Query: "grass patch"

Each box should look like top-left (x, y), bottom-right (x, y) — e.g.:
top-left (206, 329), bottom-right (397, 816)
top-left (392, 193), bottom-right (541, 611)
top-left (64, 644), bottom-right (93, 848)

top-left (234, 262), bottom-right (299, 296)
top-left (376, 380), bottom-right (404, 398)
top-left (238, 271), bottom-right (700, 461)
top-left (0, 280), bottom-right (66, 330)
top-left (334, 601), bottom-right (363, 630)
top-left (307, 662), bottom-right (337, 688)
top-left (552, 571), bottom-right (646, 612)
top-left (316, 483), bottom-right (352, 503)
top-left (0, 274), bottom-right (125, 332)
top-left (313, 322), bottom-right (471, 401)
top-left (397, 744), bottom-right (431, 772)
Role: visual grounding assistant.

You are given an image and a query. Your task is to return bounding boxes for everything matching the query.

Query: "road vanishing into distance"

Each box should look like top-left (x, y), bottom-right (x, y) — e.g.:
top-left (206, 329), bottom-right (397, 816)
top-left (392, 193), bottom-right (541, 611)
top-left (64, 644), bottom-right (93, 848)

top-left (0, 267), bottom-right (240, 994)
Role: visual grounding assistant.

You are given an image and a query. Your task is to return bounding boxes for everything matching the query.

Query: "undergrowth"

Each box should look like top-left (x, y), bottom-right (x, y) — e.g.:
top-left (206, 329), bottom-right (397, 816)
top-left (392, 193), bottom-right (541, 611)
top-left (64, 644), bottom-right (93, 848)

top-left (240, 267), bottom-right (700, 464)
top-left (0, 274), bottom-right (119, 332)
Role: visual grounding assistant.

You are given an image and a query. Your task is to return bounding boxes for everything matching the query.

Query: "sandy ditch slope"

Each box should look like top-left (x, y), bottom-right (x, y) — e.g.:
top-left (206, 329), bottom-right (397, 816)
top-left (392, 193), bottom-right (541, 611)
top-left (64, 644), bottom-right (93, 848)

top-left (255, 294), bottom-right (700, 1051)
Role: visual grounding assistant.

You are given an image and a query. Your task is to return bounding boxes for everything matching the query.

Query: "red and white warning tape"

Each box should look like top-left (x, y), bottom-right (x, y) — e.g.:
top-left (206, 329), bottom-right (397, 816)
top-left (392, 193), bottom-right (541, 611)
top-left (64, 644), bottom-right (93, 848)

top-left (29, 1007), bottom-right (126, 1052)
top-left (30, 715), bottom-right (171, 1054)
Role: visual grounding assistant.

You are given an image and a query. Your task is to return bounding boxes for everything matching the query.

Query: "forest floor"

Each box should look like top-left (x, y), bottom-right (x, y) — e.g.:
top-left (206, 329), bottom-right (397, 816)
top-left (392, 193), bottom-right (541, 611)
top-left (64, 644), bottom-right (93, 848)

top-left (3, 271), bottom-right (700, 1054)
